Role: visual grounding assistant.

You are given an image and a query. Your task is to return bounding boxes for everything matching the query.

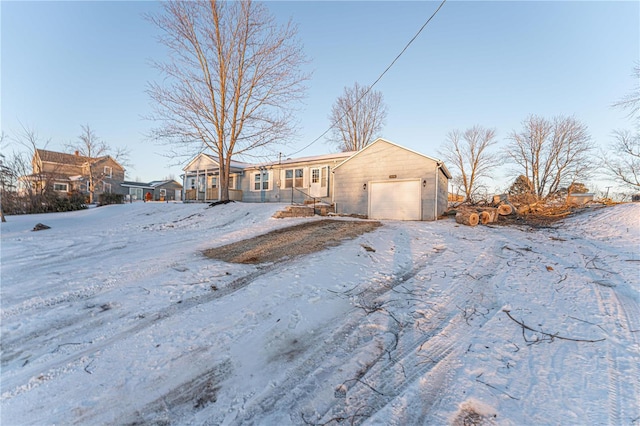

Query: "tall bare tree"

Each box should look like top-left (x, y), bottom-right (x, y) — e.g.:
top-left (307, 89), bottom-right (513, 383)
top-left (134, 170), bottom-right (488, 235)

top-left (505, 115), bottom-right (594, 199)
top-left (147, 0), bottom-right (309, 201)
top-left (439, 125), bottom-right (499, 202)
top-left (328, 82), bottom-right (388, 152)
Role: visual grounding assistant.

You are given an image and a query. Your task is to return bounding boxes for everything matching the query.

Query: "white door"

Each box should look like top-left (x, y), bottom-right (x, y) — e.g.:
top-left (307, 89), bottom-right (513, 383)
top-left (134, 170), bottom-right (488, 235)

top-left (369, 180), bottom-right (421, 220)
top-left (309, 166), bottom-right (329, 197)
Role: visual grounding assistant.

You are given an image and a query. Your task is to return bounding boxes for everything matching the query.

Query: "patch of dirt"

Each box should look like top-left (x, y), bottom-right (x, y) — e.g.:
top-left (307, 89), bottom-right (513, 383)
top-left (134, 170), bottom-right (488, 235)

top-left (203, 219), bottom-right (382, 264)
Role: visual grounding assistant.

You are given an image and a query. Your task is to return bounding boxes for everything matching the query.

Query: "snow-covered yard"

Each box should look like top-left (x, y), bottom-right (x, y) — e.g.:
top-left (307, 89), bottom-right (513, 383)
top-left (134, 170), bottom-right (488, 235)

top-left (1, 201), bottom-right (638, 425)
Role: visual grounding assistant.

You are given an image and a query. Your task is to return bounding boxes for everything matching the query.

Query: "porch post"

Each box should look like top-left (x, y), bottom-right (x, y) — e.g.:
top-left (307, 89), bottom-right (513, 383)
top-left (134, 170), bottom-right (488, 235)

top-left (204, 169), bottom-right (208, 202)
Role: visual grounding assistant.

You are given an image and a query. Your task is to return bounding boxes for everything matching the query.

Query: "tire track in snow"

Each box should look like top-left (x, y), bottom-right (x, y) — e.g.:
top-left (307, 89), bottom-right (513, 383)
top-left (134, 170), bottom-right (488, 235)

top-left (560, 234), bottom-right (640, 425)
top-left (596, 284), bottom-right (640, 426)
top-left (0, 262), bottom-right (282, 401)
top-left (317, 235), bottom-right (506, 424)
top-left (229, 227), bottom-right (508, 425)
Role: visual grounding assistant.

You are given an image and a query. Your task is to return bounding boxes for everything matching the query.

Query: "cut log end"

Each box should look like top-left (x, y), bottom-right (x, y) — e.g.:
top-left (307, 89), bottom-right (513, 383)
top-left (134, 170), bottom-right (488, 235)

top-left (497, 204), bottom-right (514, 216)
top-left (456, 211), bottom-right (479, 226)
top-left (479, 211), bottom-right (491, 225)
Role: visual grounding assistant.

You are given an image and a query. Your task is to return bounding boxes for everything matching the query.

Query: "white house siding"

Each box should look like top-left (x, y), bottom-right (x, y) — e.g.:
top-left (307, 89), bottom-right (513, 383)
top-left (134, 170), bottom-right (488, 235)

top-left (333, 139), bottom-right (448, 221)
top-left (239, 156), bottom-right (349, 204)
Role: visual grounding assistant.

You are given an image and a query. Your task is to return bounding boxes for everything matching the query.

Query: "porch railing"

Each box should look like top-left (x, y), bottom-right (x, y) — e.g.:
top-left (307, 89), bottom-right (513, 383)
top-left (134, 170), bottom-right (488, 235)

top-left (290, 186), bottom-right (318, 214)
top-left (184, 188), bottom-right (243, 202)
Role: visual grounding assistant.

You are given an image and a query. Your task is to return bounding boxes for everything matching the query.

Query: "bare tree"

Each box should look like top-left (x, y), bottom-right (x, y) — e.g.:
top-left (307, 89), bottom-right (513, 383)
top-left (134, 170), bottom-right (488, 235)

top-left (328, 82), bottom-right (388, 152)
top-left (603, 129), bottom-right (640, 190)
top-left (13, 124), bottom-right (54, 198)
top-left (605, 64), bottom-right (640, 191)
top-left (438, 125), bottom-right (499, 202)
top-left (66, 125), bottom-right (129, 204)
top-left (612, 63), bottom-right (640, 119)
top-left (3, 125), bottom-right (58, 214)
top-left (505, 115), bottom-right (594, 199)
top-left (147, 0), bottom-right (309, 201)
top-left (0, 132), bottom-right (8, 222)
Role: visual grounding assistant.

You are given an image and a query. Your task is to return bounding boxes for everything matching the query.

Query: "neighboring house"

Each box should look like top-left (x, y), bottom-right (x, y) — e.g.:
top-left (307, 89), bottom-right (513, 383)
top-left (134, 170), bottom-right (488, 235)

top-left (121, 180), bottom-right (183, 201)
top-left (120, 181), bottom-right (154, 201)
top-left (148, 180), bottom-right (183, 201)
top-left (24, 149), bottom-right (125, 199)
top-left (181, 138), bottom-right (450, 221)
top-left (333, 139), bottom-right (451, 221)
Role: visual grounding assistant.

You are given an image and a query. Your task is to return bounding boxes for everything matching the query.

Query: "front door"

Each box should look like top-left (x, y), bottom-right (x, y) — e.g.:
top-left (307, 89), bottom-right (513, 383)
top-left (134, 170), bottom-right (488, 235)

top-left (309, 166), bottom-right (329, 198)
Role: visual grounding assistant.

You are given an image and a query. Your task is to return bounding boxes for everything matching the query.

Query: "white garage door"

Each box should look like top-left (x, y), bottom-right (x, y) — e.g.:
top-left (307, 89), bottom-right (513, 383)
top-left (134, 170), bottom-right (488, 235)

top-left (369, 180), bottom-right (421, 220)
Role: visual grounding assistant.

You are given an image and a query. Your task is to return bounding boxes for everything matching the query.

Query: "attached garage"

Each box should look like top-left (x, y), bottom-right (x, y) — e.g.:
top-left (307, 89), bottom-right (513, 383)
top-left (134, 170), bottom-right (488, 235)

top-left (369, 179), bottom-right (421, 220)
top-left (333, 138), bottom-right (451, 221)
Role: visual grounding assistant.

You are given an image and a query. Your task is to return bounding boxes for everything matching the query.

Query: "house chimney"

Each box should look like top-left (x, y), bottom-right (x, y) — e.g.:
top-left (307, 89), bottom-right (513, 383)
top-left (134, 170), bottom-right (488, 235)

top-left (75, 150), bottom-right (79, 156)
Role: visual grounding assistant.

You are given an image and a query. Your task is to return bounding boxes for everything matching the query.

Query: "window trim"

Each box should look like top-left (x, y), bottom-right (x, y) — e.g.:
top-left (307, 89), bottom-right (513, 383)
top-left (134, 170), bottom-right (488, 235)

top-left (283, 168), bottom-right (305, 189)
top-left (251, 171), bottom-right (271, 192)
top-left (53, 182), bottom-right (68, 192)
top-left (103, 166), bottom-right (112, 178)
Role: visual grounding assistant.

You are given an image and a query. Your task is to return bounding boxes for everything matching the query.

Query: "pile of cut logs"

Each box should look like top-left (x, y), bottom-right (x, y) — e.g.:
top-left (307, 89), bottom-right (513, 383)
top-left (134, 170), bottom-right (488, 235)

top-left (454, 194), bottom-right (515, 226)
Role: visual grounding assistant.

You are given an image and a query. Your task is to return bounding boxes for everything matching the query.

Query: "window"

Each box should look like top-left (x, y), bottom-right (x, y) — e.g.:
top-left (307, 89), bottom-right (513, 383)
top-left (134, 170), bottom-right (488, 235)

top-left (284, 168), bottom-right (304, 188)
top-left (103, 182), bottom-right (112, 193)
top-left (311, 168), bottom-right (320, 184)
top-left (130, 187), bottom-right (143, 200)
top-left (103, 166), bottom-right (112, 178)
top-left (211, 176), bottom-right (218, 188)
top-left (53, 183), bottom-right (68, 192)
top-left (159, 189), bottom-right (166, 197)
top-left (252, 171), bottom-right (270, 191)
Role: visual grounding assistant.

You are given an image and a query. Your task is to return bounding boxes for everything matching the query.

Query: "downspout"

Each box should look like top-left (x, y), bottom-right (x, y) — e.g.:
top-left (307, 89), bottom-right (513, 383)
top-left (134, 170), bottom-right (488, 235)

top-left (331, 162), bottom-right (336, 214)
top-left (180, 173), bottom-right (185, 201)
top-left (434, 162), bottom-right (441, 221)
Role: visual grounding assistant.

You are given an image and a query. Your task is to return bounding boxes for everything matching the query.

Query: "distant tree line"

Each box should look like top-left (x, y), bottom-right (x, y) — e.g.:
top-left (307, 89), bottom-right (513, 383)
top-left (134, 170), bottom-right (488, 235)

top-left (438, 64), bottom-right (640, 203)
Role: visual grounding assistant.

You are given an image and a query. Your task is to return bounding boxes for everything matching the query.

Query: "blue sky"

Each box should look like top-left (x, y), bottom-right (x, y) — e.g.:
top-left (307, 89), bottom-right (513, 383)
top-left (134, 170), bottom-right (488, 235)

top-left (2, 1), bottom-right (638, 191)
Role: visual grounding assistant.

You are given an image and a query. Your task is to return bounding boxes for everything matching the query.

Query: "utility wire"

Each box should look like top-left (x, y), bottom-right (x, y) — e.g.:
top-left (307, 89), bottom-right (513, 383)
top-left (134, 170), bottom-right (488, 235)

top-left (286, 0), bottom-right (447, 157)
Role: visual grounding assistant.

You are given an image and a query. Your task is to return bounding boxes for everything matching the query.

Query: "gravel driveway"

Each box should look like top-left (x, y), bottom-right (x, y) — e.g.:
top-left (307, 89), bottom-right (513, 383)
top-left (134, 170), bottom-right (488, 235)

top-left (203, 219), bottom-right (382, 264)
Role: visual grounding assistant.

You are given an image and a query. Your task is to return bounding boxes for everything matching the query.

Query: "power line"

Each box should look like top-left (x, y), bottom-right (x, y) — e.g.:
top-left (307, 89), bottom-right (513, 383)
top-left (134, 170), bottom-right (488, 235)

top-left (286, 0), bottom-right (448, 157)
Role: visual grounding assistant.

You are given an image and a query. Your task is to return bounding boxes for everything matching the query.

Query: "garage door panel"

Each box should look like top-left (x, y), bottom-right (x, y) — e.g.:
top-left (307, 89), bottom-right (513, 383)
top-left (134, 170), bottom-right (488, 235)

top-left (369, 180), bottom-right (421, 220)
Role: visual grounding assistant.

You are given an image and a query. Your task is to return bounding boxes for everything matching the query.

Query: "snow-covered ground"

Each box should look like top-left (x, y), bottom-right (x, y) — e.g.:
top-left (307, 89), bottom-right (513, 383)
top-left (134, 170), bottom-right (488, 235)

top-left (1, 201), bottom-right (638, 425)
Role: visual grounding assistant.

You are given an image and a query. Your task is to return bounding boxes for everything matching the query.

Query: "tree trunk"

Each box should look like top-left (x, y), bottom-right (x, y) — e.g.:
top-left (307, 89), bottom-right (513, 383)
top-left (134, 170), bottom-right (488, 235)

top-left (455, 210), bottom-right (479, 226)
